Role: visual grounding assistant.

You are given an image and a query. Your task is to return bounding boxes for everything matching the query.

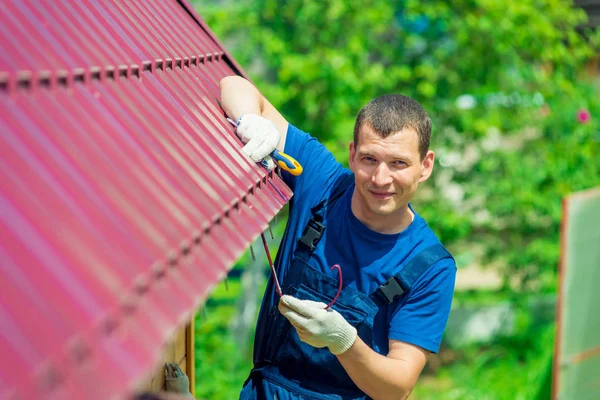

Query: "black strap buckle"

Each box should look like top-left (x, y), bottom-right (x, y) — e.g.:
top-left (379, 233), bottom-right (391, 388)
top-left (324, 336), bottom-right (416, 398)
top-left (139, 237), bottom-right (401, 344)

top-left (299, 220), bottom-right (325, 250)
top-left (378, 277), bottom-right (405, 304)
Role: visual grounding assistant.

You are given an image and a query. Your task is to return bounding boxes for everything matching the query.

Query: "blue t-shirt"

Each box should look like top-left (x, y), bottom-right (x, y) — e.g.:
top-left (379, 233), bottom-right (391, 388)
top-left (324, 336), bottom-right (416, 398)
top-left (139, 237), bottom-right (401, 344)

top-left (261, 124), bottom-right (456, 354)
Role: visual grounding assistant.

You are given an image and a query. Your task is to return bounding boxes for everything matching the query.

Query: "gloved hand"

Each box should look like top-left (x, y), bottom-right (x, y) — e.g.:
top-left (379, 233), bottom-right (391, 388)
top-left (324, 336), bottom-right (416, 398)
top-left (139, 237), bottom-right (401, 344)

top-left (164, 362), bottom-right (190, 394)
top-left (235, 114), bottom-right (281, 163)
top-left (279, 295), bottom-right (357, 355)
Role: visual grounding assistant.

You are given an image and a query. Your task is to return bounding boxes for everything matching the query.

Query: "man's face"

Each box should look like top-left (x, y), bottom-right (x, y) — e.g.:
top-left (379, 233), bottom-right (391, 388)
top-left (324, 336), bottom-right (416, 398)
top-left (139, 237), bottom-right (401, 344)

top-left (349, 124), bottom-right (434, 223)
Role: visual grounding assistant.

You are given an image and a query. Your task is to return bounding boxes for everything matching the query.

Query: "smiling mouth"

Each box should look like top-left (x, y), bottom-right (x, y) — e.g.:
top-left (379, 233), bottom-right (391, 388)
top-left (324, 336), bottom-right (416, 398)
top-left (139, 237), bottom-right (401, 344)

top-left (369, 190), bottom-right (394, 199)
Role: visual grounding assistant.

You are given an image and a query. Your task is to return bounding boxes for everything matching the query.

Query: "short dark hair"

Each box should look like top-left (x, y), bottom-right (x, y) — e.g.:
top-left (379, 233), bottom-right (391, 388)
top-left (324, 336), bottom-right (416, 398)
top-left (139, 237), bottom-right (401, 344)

top-left (353, 94), bottom-right (432, 160)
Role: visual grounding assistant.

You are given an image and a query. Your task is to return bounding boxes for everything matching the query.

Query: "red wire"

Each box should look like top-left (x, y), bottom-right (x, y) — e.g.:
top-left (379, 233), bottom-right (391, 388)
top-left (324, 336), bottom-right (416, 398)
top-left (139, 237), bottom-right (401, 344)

top-left (261, 232), bottom-right (283, 297)
top-left (324, 264), bottom-right (342, 310)
top-left (260, 232), bottom-right (342, 308)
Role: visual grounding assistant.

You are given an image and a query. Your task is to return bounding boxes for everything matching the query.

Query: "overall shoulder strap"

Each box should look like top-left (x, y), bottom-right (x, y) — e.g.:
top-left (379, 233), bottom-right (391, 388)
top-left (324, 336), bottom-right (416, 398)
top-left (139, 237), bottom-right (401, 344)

top-left (370, 244), bottom-right (454, 305)
top-left (297, 173), bottom-right (354, 254)
top-left (312, 173), bottom-right (354, 222)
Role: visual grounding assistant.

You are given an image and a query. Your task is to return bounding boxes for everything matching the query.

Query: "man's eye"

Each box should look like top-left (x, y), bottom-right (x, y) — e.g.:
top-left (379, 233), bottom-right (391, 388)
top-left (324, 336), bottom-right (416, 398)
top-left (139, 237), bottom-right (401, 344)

top-left (363, 157), bottom-right (376, 163)
top-left (392, 160), bottom-right (407, 166)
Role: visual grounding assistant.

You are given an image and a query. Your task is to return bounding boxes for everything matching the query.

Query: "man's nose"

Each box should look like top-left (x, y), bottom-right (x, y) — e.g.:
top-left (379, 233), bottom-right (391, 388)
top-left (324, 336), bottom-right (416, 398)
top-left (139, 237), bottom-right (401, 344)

top-left (371, 163), bottom-right (393, 186)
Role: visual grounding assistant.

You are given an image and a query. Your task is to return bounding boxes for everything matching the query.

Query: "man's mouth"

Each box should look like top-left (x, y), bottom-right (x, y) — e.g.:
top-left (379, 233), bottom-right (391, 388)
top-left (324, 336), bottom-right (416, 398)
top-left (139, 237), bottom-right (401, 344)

top-left (369, 190), bottom-right (394, 199)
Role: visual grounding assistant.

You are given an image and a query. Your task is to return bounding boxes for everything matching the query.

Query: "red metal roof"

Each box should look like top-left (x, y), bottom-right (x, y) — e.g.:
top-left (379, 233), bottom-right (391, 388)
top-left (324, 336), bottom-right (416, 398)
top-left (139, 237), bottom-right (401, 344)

top-left (0, 1), bottom-right (291, 399)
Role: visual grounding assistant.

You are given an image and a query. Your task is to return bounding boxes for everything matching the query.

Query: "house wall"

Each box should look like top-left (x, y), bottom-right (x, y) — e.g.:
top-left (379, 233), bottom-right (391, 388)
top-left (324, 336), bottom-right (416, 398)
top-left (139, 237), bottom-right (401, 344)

top-left (137, 321), bottom-right (195, 394)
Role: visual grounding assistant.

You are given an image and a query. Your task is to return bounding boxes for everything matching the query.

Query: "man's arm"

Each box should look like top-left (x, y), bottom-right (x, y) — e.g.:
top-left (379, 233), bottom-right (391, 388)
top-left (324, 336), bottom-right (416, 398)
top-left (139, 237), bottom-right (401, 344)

top-left (337, 338), bottom-right (429, 400)
top-left (279, 296), bottom-right (429, 399)
top-left (219, 75), bottom-right (289, 152)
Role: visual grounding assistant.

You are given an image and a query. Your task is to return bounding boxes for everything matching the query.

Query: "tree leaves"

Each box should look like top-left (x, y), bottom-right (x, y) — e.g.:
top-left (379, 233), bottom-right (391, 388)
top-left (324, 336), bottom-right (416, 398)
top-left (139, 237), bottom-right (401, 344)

top-left (198, 0), bottom-right (599, 290)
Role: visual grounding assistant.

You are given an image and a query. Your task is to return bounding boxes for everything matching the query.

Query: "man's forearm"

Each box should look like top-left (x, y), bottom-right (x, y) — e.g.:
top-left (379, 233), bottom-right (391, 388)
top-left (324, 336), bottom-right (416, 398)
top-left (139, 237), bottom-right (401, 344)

top-left (219, 75), bottom-right (289, 152)
top-left (219, 75), bottom-right (264, 120)
top-left (337, 337), bottom-right (416, 400)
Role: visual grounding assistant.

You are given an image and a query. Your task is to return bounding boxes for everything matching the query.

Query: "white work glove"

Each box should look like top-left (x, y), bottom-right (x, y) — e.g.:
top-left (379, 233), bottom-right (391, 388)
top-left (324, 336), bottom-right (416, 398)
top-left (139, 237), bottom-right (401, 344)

top-left (235, 114), bottom-right (281, 163)
top-left (164, 362), bottom-right (190, 394)
top-left (279, 295), bottom-right (357, 355)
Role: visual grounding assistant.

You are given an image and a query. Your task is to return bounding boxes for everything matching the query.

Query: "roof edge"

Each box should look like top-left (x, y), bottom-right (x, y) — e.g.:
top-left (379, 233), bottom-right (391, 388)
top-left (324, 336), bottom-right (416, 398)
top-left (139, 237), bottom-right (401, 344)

top-left (176, 0), bottom-right (253, 83)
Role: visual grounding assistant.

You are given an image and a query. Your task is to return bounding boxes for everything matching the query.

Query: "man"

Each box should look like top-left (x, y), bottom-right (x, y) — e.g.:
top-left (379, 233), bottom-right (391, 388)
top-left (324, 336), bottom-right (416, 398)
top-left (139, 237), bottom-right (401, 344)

top-left (220, 75), bottom-right (456, 400)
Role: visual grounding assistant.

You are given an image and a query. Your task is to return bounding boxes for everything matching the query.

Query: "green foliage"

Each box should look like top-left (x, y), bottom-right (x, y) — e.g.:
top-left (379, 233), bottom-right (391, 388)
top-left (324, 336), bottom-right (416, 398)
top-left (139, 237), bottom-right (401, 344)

top-left (199, 0), bottom-right (600, 290)
top-left (191, 0), bottom-right (598, 397)
top-left (412, 307), bottom-right (555, 399)
top-left (194, 277), bottom-right (256, 400)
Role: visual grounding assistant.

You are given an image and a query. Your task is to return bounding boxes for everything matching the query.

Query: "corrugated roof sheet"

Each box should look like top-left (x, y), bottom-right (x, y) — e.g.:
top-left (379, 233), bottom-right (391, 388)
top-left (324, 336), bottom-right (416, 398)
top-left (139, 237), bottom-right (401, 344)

top-left (0, 1), bottom-right (292, 399)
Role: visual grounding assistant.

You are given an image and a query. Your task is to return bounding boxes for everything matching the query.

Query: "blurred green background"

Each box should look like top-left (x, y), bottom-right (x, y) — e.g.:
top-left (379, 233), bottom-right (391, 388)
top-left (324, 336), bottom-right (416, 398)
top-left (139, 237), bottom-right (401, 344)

top-left (190, 0), bottom-right (600, 398)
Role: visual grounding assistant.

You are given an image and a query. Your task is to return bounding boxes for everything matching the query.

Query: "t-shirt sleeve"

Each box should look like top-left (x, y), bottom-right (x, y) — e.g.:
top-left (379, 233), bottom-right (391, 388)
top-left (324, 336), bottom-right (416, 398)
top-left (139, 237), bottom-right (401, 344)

top-left (281, 124), bottom-right (345, 197)
top-left (388, 258), bottom-right (456, 353)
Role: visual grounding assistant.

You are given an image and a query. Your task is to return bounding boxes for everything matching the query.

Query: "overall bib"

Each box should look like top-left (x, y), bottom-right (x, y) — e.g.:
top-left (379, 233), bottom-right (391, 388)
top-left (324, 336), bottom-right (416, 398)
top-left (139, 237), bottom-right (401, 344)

top-left (243, 175), bottom-right (452, 399)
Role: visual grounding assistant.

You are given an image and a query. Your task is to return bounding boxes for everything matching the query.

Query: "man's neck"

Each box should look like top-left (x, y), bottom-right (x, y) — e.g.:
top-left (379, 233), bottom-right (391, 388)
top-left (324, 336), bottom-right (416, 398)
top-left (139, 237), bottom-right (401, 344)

top-left (350, 194), bottom-right (414, 235)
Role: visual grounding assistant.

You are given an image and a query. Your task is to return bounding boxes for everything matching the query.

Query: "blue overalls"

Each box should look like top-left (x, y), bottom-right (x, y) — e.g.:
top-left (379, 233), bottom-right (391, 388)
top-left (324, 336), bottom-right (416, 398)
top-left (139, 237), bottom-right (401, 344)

top-left (241, 175), bottom-right (452, 399)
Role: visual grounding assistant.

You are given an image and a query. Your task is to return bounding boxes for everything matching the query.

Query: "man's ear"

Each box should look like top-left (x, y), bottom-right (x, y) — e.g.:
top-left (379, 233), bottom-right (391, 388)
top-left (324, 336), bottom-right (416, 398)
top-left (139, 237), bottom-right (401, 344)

top-left (349, 142), bottom-right (356, 171)
top-left (419, 150), bottom-right (435, 183)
